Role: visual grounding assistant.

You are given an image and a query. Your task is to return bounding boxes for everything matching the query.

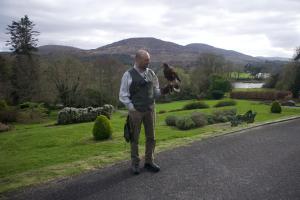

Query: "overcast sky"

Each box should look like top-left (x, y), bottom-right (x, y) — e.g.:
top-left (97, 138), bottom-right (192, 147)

top-left (0, 0), bottom-right (299, 58)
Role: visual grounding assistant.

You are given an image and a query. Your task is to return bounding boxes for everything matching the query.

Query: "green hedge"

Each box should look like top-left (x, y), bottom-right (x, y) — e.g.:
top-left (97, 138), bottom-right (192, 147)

top-left (214, 100), bottom-right (237, 107)
top-left (230, 90), bottom-right (292, 100)
top-left (183, 101), bottom-right (209, 110)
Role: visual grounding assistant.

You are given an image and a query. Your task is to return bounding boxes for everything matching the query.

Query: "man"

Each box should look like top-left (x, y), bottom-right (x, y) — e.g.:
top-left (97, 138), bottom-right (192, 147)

top-left (119, 49), bottom-right (170, 175)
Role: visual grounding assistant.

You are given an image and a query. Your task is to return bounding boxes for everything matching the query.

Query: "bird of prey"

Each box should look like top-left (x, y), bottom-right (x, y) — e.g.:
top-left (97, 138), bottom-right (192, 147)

top-left (162, 63), bottom-right (181, 93)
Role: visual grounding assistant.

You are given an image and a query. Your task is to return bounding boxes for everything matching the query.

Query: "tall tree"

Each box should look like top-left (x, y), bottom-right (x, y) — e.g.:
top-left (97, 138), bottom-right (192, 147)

top-left (294, 47), bottom-right (300, 61)
top-left (276, 47), bottom-right (300, 98)
top-left (291, 47), bottom-right (300, 98)
top-left (91, 57), bottom-right (126, 106)
top-left (190, 53), bottom-right (227, 97)
top-left (6, 15), bottom-right (39, 55)
top-left (5, 15), bottom-right (40, 104)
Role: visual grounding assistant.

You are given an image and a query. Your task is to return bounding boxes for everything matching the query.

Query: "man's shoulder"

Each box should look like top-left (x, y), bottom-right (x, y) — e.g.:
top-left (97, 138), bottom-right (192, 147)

top-left (123, 67), bottom-right (134, 75)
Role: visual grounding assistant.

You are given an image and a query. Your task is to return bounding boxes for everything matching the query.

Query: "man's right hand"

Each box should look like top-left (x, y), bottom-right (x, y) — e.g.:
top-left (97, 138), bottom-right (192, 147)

top-left (128, 103), bottom-right (137, 112)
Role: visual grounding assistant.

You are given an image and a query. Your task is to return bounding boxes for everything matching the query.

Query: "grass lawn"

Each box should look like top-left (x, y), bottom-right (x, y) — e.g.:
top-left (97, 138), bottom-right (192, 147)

top-left (1, 99), bottom-right (300, 194)
top-left (229, 72), bottom-right (253, 79)
top-left (231, 88), bottom-right (276, 92)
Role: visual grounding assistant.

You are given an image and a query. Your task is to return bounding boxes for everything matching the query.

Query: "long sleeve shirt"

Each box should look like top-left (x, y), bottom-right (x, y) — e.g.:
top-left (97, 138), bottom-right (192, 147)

top-left (119, 64), bottom-right (161, 110)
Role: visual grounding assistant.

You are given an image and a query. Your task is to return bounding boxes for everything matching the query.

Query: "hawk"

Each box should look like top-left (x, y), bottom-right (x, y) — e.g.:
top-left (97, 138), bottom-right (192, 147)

top-left (162, 63), bottom-right (181, 93)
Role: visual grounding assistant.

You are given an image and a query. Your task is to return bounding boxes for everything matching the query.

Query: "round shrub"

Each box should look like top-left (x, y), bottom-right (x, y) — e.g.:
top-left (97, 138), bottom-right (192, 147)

top-left (183, 101), bottom-right (209, 110)
top-left (165, 115), bottom-right (178, 126)
top-left (190, 112), bottom-right (207, 127)
top-left (214, 100), bottom-right (237, 107)
top-left (175, 116), bottom-right (196, 130)
top-left (271, 101), bottom-right (282, 113)
top-left (93, 115), bottom-right (112, 140)
top-left (210, 90), bottom-right (225, 100)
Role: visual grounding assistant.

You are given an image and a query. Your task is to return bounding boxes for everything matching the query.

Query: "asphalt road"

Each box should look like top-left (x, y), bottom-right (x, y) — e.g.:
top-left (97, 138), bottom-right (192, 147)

top-left (5, 118), bottom-right (300, 200)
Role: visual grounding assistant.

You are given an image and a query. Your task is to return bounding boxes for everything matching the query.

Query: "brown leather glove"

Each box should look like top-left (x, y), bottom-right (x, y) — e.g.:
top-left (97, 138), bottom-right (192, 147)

top-left (160, 84), bottom-right (173, 95)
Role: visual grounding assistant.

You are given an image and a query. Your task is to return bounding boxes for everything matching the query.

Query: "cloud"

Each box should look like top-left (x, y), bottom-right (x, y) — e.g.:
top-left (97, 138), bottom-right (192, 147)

top-left (0, 0), bottom-right (299, 57)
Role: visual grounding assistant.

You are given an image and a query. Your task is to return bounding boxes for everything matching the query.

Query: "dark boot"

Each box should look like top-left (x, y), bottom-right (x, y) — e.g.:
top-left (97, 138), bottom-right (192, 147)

top-left (144, 162), bottom-right (160, 172)
top-left (131, 163), bottom-right (140, 175)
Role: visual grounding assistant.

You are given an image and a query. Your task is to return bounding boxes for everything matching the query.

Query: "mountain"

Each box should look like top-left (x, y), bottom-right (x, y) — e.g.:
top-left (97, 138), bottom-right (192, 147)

top-left (185, 43), bottom-right (259, 64)
top-left (2, 37), bottom-right (288, 67)
top-left (38, 45), bottom-right (85, 55)
top-left (256, 56), bottom-right (290, 62)
top-left (91, 37), bottom-right (260, 65)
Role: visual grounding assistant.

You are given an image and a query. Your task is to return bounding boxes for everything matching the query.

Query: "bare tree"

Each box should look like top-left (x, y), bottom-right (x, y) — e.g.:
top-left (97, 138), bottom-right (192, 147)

top-left (45, 55), bottom-right (85, 107)
top-left (294, 47), bottom-right (300, 61)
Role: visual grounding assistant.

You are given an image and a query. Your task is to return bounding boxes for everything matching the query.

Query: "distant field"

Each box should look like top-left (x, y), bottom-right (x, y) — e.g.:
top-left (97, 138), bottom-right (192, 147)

top-left (229, 72), bottom-right (253, 79)
top-left (1, 99), bottom-right (300, 194)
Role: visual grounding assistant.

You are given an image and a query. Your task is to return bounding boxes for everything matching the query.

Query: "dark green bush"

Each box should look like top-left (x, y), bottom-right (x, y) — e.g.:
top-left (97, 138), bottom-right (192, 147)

top-left (159, 110), bottom-right (167, 114)
top-left (93, 115), bottom-right (113, 140)
top-left (175, 116), bottom-right (196, 130)
top-left (19, 102), bottom-right (50, 115)
top-left (165, 115), bottom-right (178, 126)
top-left (209, 75), bottom-right (232, 93)
top-left (0, 100), bottom-right (8, 111)
top-left (19, 102), bottom-right (39, 109)
top-left (212, 109), bottom-right (237, 123)
top-left (230, 110), bottom-right (257, 127)
top-left (190, 112), bottom-right (207, 127)
top-left (169, 108), bottom-right (184, 112)
top-left (206, 115), bottom-right (216, 124)
top-left (183, 101), bottom-right (209, 110)
top-left (210, 90), bottom-right (225, 100)
top-left (0, 107), bottom-right (17, 123)
top-left (271, 101), bottom-right (282, 113)
top-left (214, 100), bottom-right (237, 107)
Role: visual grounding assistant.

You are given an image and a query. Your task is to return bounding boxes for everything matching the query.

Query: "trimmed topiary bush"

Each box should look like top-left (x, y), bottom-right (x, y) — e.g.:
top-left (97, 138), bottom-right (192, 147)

top-left (93, 115), bottom-right (112, 140)
top-left (271, 101), bottom-right (282, 113)
top-left (175, 116), bottom-right (196, 130)
top-left (190, 112), bottom-right (207, 127)
top-left (214, 100), bottom-right (237, 107)
top-left (165, 115), bottom-right (178, 126)
top-left (183, 101), bottom-right (209, 110)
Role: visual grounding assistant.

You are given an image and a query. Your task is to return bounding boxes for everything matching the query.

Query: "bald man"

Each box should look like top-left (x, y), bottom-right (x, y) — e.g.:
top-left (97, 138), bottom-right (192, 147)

top-left (119, 49), bottom-right (170, 175)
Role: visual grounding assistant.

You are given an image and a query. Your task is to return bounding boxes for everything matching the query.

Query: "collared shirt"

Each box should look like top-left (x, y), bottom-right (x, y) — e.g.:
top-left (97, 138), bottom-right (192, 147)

top-left (119, 64), bottom-right (161, 110)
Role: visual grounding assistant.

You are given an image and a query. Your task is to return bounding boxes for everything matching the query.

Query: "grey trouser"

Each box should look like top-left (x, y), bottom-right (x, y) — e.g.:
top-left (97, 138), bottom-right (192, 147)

top-left (128, 105), bottom-right (156, 166)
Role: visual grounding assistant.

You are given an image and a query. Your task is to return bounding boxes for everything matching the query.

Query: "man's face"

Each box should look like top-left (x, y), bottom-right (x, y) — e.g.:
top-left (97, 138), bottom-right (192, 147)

top-left (137, 53), bottom-right (150, 70)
